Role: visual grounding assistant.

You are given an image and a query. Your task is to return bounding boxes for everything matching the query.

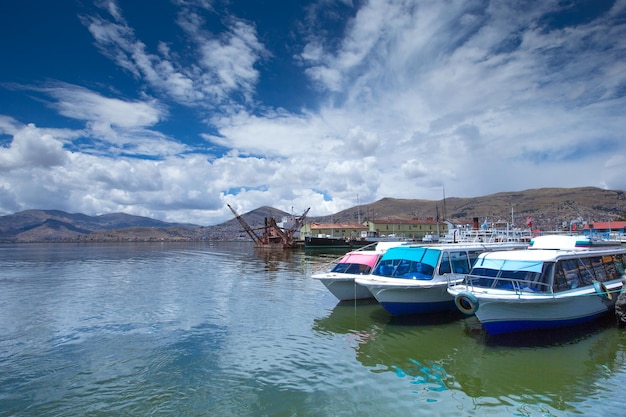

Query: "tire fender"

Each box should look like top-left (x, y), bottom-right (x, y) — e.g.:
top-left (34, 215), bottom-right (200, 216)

top-left (455, 292), bottom-right (479, 315)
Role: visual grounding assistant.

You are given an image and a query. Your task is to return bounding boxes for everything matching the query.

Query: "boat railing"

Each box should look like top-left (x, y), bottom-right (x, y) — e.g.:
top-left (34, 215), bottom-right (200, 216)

top-left (310, 255), bottom-right (345, 274)
top-left (453, 274), bottom-right (554, 295)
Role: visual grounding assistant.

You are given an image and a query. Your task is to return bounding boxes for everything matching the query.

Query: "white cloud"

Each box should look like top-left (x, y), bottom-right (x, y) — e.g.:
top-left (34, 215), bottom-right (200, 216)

top-left (84, 0), bottom-right (267, 108)
top-left (46, 84), bottom-right (163, 128)
top-left (0, 115), bottom-right (24, 136)
top-left (2, 0), bottom-right (626, 225)
top-left (0, 123), bottom-right (68, 170)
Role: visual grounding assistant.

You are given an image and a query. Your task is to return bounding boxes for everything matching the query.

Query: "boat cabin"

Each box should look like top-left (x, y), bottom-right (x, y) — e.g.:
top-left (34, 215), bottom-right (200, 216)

top-left (372, 243), bottom-right (523, 281)
top-left (466, 235), bottom-right (626, 294)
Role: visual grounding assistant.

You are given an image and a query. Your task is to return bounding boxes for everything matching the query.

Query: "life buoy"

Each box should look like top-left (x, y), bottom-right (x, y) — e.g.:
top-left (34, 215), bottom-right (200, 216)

top-left (455, 292), bottom-right (479, 315)
top-left (593, 281), bottom-right (612, 301)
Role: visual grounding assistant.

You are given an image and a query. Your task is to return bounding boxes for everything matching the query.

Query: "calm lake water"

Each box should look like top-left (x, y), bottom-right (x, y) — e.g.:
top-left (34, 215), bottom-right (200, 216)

top-left (1, 241), bottom-right (626, 416)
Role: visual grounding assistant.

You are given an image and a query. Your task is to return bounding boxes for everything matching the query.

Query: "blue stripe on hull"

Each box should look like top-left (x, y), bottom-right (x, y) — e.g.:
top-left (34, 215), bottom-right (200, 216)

top-left (481, 313), bottom-right (605, 335)
top-left (380, 300), bottom-right (455, 315)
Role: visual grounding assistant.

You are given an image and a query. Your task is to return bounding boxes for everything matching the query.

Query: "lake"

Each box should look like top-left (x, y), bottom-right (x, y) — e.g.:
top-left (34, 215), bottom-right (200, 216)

top-left (1, 241), bottom-right (625, 416)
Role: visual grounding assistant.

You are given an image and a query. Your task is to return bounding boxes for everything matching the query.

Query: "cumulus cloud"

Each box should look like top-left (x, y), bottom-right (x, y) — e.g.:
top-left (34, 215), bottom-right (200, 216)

top-left (1, 0), bottom-right (626, 224)
top-left (0, 124), bottom-right (68, 170)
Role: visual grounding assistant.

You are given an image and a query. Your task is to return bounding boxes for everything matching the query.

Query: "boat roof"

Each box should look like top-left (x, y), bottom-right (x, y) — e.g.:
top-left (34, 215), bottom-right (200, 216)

top-left (338, 251), bottom-right (381, 268)
top-left (396, 241), bottom-right (526, 251)
top-left (380, 242), bottom-right (526, 261)
top-left (477, 248), bottom-right (563, 263)
top-left (372, 241), bottom-right (408, 252)
top-left (529, 234), bottom-right (621, 250)
top-left (476, 235), bottom-right (626, 263)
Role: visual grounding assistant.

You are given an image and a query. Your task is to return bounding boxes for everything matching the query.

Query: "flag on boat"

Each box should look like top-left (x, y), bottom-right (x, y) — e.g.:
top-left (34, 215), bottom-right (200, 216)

top-left (481, 219), bottom-right (488, 230)
top-left (526, 216), bottom-right (533, 229)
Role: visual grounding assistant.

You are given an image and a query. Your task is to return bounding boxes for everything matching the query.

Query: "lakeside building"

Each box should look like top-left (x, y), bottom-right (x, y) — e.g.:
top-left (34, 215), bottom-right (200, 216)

top-left (364, 217), bottom-right (447, 240)
top-left (300, 222), bottom-right (369, 239)
top-left (582, 221), bottom-right (626, 241)
top-left (301, 218), bottom-right (447, 241)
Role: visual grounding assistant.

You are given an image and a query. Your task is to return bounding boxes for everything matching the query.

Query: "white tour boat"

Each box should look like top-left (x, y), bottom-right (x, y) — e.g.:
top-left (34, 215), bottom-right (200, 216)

top-left (448, 234), bottom-right (626, 335)
top-left (313, 241), bottom-right (406, 301)
top-left (354, 241), bottom-right (528, 315)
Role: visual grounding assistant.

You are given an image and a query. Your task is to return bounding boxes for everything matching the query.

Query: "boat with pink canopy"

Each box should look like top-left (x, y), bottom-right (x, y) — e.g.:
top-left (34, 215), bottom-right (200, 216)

top-left (313, 242), bottom-right (405, 300)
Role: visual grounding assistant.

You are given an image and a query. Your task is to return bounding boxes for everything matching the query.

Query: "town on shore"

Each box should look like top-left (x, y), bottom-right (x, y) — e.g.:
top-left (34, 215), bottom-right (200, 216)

top-left (1, 187), bottom-right (625, 243)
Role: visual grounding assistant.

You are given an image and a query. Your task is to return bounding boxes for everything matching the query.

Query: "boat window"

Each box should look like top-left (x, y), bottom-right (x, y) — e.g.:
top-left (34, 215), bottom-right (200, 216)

top-left (489, 267), bottom-right (549, 292)
top-left (603, 255), bottom-right (620, 280)
top-left (468, 258), bottom-right (546, 291)
top-left (439, 252), bottom-right (452, 274)
top-left (373, 259), bottom-right (400, 277)
top-left (467, 267), bottom-right (498, 288)
top-left (577, 257), bottom-right (595, 285)
top-left (539, 263), bottom-right (555, 292)
top-left (468, 250), bottom-right (482, 266)
top-left (331, 263), bottom-right (349, 273)
top-left (560, 259), bottom-right (582, 289)
top-left (473, 258), bottom-right (544, 273)
top-left (372, 257), bottom-right (435, 280)
top-left (440, 250), bottom-right (470, 274)
top-left (332, 263), bottom-right (371, 274)
top-left (470, 267), bottom-right (499, 277)
top-left (553, 262), bottom-right (569, 292)
top-left (613, 253), bottom-right (626, 277)
top-left (591, 256), bottom-right (607, 281)
top-left (554, 255), bottom-right (623, 292)
top-left (449, 251), bottom-right (470, 274)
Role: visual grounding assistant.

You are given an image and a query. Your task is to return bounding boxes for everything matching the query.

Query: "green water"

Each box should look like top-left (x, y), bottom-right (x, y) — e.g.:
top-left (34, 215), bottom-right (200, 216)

top-left (1, 241), bottom-right (625, 416)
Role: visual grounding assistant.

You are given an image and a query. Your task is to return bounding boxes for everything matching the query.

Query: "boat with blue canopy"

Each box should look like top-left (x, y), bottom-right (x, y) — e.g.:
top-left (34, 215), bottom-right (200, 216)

top-left (447, 234), bottom-right (626, 335)
top-left (355, 241), bottom-right (527, 315)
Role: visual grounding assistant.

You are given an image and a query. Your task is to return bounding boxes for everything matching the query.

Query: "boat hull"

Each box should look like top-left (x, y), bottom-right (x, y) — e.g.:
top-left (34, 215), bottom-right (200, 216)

top-left (471, 292), bottom-right (617, 335)
top-left (359, 280), bottom-right (457, 315)
top-left (316, 274), bottom-right (373, 300)
top-left (305, 236), bottom-right (374, 249)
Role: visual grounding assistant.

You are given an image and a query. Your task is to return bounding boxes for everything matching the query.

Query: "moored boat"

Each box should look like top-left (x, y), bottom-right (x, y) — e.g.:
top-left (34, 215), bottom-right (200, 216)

top-left (355, 241), bottom-right (528, 315)
top-left (312, 241), bottom-right (406, 300)
top-left (447, 234), bottom-right (626, 335)
top-left (304, 235), bottom-right (375, 249)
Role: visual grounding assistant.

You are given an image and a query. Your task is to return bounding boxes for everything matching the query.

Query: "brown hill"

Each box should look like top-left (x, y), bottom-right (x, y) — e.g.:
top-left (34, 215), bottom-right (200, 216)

top-left (0, 209), bottom-right (197, 242)
top-left (1, 187), bottom-right (624, 242)
top-left (309, 187), bottom-right (626, 231)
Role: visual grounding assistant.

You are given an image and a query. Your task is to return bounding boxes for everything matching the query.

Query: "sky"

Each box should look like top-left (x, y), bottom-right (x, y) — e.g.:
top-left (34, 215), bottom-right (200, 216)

top-left (1, 0), bottom-right (625, 226)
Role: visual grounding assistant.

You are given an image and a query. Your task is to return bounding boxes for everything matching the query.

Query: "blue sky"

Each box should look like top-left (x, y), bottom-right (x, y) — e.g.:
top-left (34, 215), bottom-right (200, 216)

top-left (1, 0), bottom-right (625, 225)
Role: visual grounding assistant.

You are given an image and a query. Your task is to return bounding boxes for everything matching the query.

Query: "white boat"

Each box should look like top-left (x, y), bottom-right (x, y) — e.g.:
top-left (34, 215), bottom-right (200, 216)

top-left (355, 241), bottom-right (528, 315)
top-left (447, 234), bottom-right (626, 335)
top-left (312, 241), bottom-right (406, 301)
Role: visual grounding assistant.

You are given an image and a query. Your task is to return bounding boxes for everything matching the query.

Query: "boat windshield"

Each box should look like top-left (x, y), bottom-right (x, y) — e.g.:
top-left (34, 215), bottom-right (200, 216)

top-left (331, 263), bottom-right (372, 274)
top-left (473, 258), bottom-right (544, 273)
top-left (468, 257), bottom-right (549, 292)
top-left (372, 247), bottom-right (440, 280)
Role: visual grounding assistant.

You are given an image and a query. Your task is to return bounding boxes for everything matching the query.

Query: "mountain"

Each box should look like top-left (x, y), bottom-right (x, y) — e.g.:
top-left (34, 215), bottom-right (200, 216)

top-left (0, 187), bottom-right (624, 242)
top-left (313, 187), bottom-right (626, 230)
top-left (0, 209), bottom-right (197, 242)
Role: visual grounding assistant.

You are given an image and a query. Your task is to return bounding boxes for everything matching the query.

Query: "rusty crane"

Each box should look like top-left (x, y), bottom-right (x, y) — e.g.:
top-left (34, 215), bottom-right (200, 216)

top-left (227, 204), bottom-right (310, 249)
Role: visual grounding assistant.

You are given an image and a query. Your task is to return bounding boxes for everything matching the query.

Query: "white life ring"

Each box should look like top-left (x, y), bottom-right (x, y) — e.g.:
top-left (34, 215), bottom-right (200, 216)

top-left (455, 292), bottom-right (479, 315)
top-left (593, 281), bottom-right (612, 301)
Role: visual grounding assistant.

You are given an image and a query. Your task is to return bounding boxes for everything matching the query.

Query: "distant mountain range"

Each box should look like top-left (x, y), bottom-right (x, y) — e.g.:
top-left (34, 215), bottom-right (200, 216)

top-left (0, 209), bottom-right (196, 242)
top-left (1, 187), bottom-right (624, 242)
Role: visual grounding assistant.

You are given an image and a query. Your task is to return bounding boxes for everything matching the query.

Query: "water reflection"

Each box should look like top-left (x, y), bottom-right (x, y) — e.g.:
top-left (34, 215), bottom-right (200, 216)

top-left (314, 300), bottom-right (626, 412)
